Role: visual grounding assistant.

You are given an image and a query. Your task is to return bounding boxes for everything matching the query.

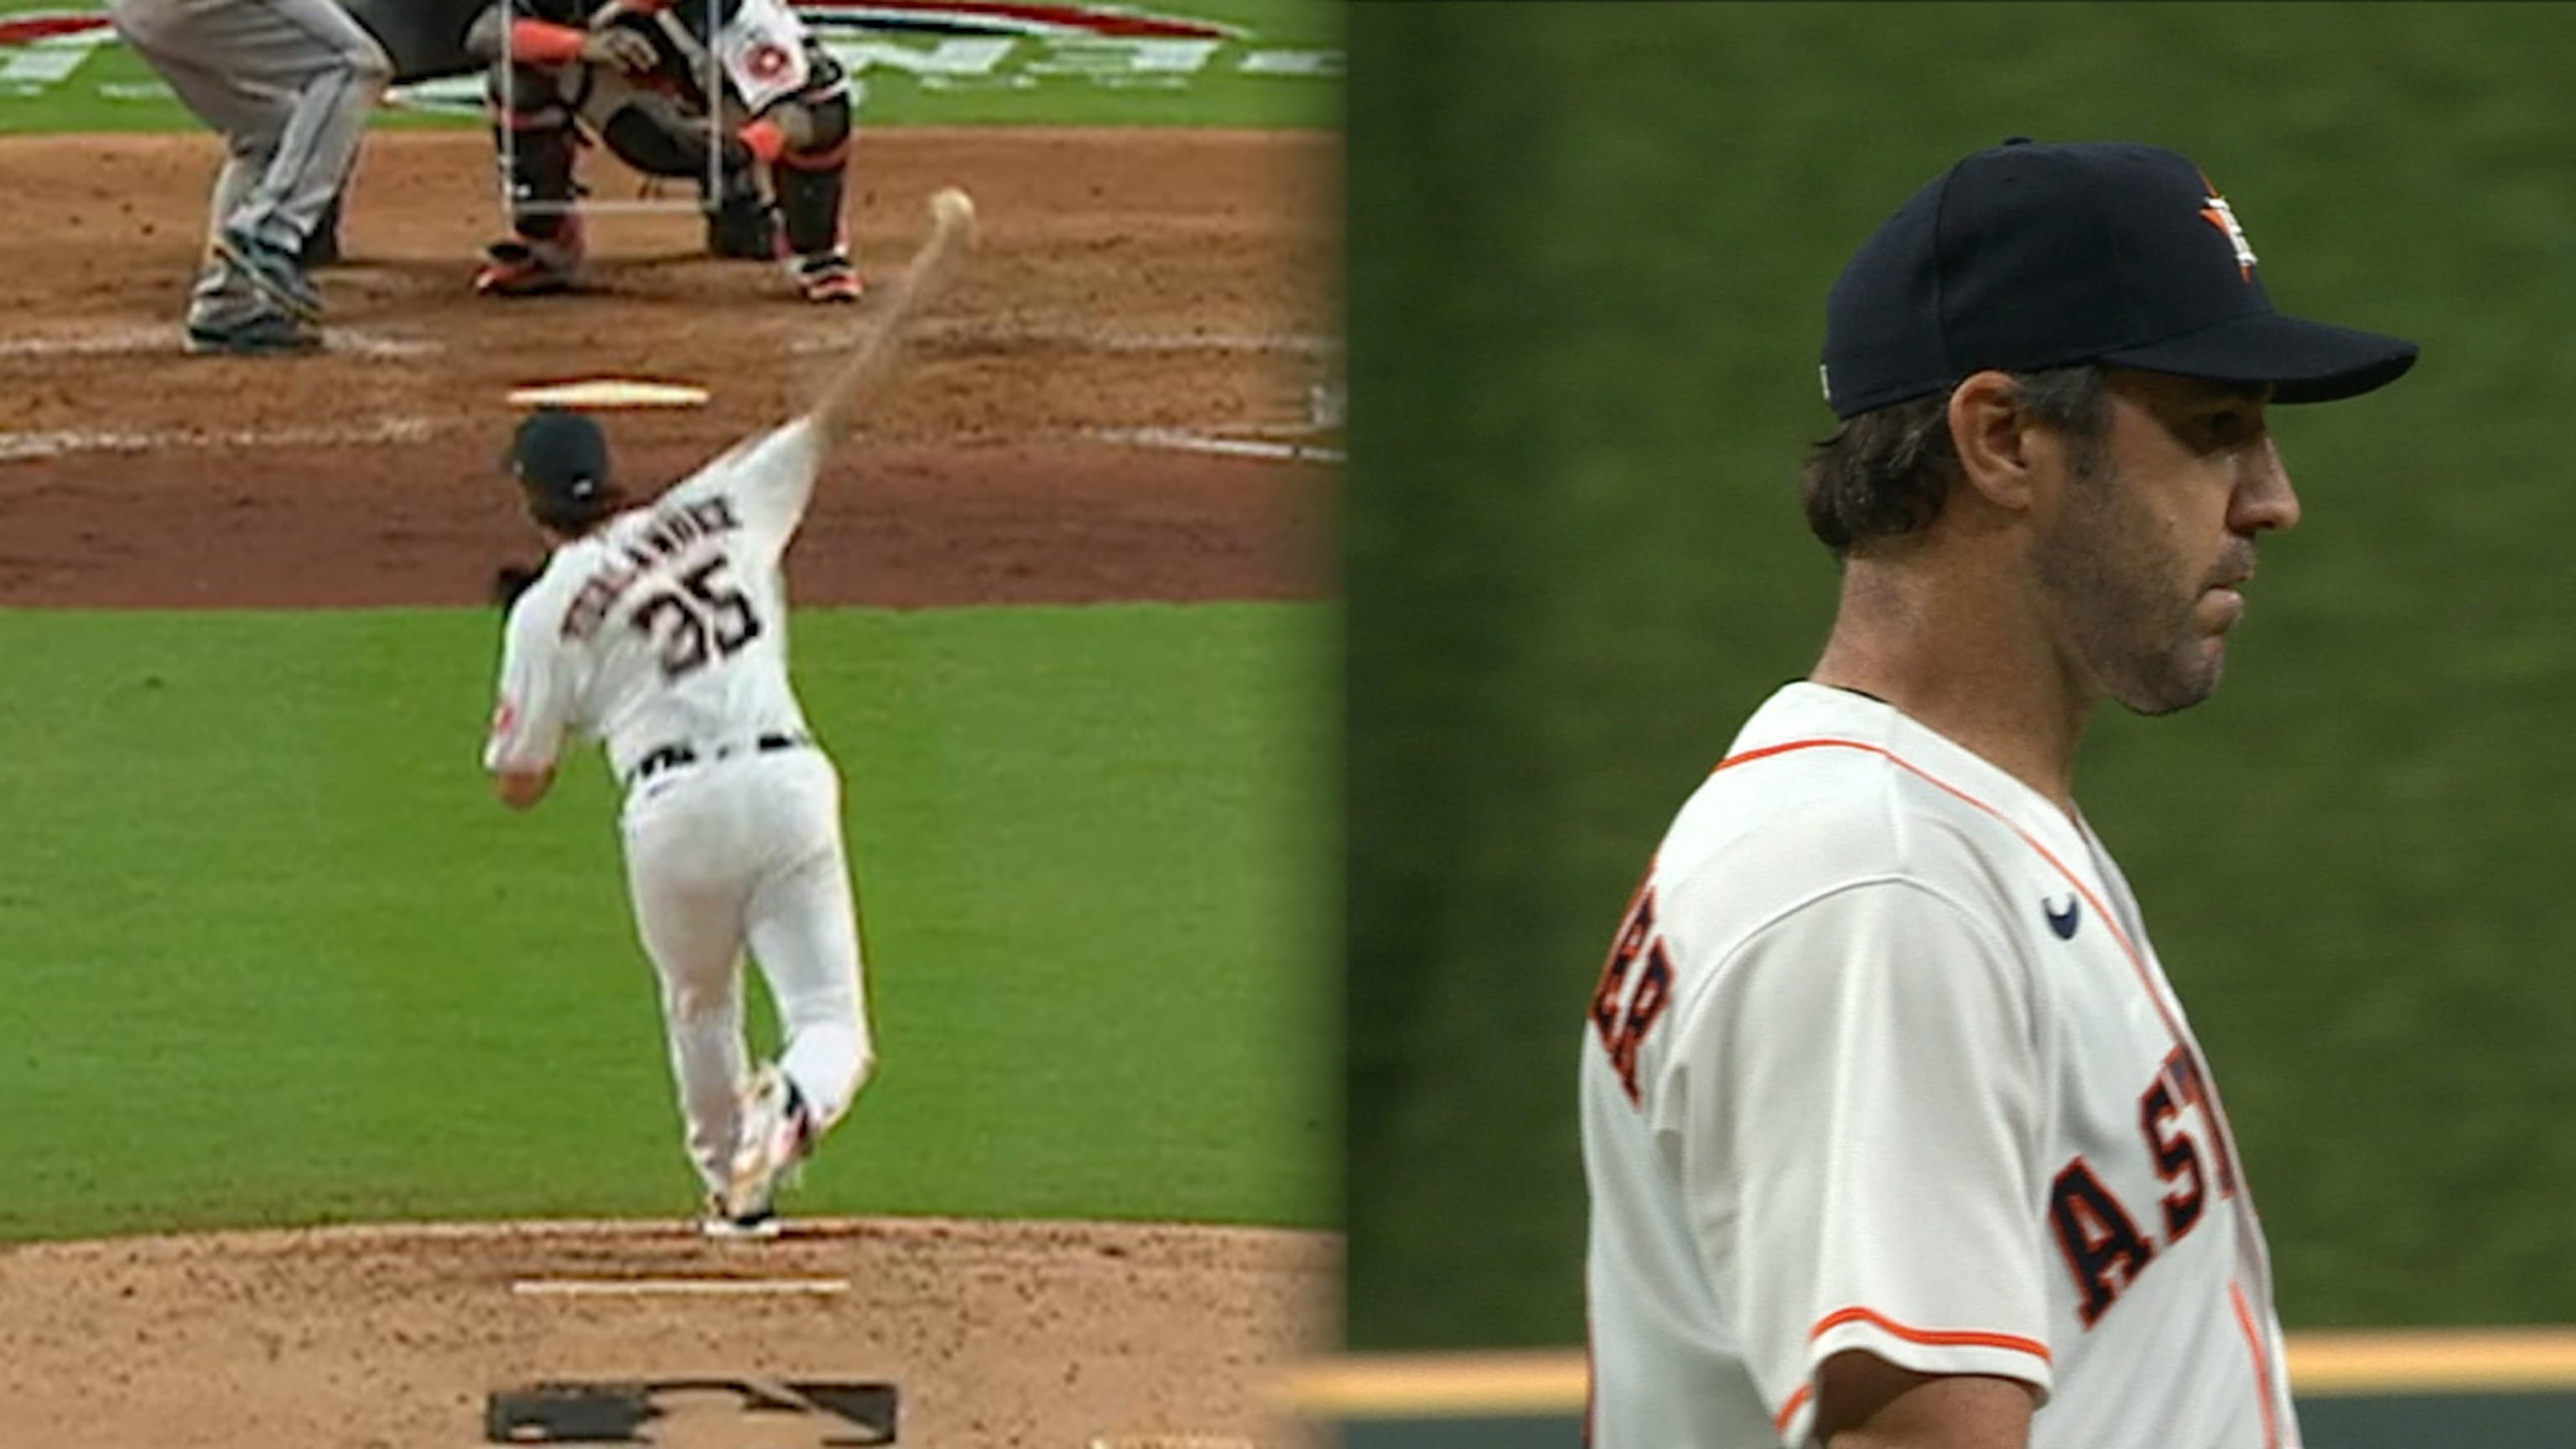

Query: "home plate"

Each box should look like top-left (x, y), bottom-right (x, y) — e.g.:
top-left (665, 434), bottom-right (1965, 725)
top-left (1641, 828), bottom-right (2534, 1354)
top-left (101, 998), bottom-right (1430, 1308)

top-left (510, 1276), bottom-right (850, 1297)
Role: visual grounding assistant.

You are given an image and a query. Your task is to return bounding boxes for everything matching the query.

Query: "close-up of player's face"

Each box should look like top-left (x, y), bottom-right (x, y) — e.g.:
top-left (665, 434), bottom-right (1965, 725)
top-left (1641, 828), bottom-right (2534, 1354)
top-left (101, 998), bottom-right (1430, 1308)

top-left (2034, 369), bottom-right (2296, 716)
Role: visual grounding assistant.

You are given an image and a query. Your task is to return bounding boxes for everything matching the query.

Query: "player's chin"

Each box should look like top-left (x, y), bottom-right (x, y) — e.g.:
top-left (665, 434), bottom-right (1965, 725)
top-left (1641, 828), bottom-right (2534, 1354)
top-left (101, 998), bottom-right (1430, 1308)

top-left (2114, 642), bottom-right (2226, 718)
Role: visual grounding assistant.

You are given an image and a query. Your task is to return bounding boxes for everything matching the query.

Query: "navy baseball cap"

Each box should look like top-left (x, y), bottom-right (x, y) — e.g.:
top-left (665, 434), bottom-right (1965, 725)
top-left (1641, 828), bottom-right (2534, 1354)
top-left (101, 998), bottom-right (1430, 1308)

top-left (1819, 138), bottom-right (2418, 420)
top-left (508, 407), bottom-right (613, 508)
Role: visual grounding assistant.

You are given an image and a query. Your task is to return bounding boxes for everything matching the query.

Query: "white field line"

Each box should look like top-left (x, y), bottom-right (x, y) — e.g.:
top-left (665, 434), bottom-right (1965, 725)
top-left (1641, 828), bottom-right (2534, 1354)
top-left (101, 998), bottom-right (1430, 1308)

top-left (1093, 427), bottom-right (1343, 465)
top-left (788, 325), bottom-right (1339, 358)
top-left (511, 1276), bottom-right (852, 1298)
top-left (0, 325), bottom-right (439, 359)
top-left (0, 416), bottom-right (434, 462)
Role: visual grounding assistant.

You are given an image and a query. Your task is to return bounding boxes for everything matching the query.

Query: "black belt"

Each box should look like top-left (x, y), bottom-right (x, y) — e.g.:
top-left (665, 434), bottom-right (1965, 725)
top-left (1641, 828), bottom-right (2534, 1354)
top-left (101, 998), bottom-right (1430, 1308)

top-left (629, 732), bottom-right (810, 787)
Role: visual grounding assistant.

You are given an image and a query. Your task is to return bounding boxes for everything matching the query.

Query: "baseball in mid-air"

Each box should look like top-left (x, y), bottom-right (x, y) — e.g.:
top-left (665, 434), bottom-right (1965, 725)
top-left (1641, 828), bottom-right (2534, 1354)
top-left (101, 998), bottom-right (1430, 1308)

top-left (931, 187), bottom-right (977, 230)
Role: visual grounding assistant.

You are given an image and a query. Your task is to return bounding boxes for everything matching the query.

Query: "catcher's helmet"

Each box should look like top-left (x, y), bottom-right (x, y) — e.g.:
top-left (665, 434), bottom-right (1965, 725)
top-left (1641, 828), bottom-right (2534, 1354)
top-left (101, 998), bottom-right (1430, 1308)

top-left (508, 408), bottom-right (621, 532)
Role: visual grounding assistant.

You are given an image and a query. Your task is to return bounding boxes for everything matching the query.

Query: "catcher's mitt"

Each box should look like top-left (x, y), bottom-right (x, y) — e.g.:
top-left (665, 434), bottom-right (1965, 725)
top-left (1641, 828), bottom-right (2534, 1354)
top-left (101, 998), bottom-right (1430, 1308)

top-left (493, 562), bottom-right (544, 607)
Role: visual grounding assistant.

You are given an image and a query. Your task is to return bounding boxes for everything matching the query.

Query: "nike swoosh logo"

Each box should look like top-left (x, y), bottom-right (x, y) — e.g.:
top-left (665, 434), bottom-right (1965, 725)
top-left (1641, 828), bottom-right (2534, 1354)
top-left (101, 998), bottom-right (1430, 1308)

top-left (2043, 894), bottom-right (2081, 940)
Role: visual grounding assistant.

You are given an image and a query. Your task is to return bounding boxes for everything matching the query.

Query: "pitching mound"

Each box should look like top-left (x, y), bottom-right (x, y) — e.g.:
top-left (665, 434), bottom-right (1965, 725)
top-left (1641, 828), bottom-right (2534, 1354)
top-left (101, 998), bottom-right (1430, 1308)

top-left (0, 1215), bottom-right (1336, 1447)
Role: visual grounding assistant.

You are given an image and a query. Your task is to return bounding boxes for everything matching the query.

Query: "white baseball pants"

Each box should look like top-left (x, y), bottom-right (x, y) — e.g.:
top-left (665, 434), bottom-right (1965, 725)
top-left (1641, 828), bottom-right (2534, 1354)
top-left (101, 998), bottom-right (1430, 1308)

top-left (619, 746), bottom-right (876, 1197)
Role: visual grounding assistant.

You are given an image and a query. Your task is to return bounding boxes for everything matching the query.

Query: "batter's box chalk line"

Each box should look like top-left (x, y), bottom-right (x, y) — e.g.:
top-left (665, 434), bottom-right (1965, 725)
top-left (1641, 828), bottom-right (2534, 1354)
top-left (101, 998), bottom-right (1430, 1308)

top-left (0, 416), bottom-right (436, 462)
top-left (0, 325), bottom-right (441, 359)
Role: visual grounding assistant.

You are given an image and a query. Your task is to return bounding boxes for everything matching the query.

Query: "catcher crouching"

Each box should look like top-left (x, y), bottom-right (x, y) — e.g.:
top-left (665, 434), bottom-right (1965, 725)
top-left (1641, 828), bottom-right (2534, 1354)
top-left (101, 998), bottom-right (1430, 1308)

top-left (464, 0), bottom-right (862, 302)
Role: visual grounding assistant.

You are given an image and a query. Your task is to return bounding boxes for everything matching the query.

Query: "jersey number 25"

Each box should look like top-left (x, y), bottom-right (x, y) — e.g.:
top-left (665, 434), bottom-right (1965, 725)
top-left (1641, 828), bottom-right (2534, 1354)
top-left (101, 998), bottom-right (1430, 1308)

top-left (632, 557), bottom-right (764, 681)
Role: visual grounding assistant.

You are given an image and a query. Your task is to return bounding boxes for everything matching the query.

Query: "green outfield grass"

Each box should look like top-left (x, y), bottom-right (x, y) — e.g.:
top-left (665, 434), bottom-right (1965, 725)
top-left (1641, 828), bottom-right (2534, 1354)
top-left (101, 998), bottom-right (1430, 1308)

top-left (1347, 2), bottom-right (2576, 1347)
top-left (0, 602), bottom-right (1333, 1241)
top-left (0, 0), bottom-right (1338, 133)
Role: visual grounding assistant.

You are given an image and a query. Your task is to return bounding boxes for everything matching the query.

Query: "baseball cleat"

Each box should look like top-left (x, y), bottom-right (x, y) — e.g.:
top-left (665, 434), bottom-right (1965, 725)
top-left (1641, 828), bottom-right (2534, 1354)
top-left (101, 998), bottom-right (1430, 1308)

top-left (792, 252), bottom-right (863, 304)
top-left (475, 221), bottom-right (584, 297)
top-left (723, 1064), bottom-right (813, 1219)
top-left (213, 226), bottom-right (324, 322)
top-left (184, 309), bottom-right (323, 356)
top-left (699, 1194), bottom-right (784, 1241)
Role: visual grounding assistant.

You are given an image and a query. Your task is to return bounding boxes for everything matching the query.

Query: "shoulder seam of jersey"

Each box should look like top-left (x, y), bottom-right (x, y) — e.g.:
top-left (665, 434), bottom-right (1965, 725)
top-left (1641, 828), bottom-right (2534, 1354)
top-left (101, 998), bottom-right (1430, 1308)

top-left (1653, 871), bottom-right (2033, 1105)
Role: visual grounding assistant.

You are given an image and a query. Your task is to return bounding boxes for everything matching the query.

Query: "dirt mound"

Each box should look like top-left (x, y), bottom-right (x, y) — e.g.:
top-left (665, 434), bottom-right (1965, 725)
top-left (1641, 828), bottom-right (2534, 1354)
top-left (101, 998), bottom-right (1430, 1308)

top-left (0, 1215), bottom-right (1337, 1447)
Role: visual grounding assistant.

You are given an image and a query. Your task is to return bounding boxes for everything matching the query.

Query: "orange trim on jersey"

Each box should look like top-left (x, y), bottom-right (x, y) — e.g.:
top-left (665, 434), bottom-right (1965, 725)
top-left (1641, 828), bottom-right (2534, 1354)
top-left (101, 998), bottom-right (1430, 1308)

top-left (1708, 735), bottom-right (2253, 1192)
top-left (1808, 1306), bottom-right (2053, 1361)
top-left (2230, 1279), bottom-right (2283, 1449)
top-left (1772, 1383), bottom-right (1812, 1436)
top-left (1769, 1308), bottom-right (2051, 1435)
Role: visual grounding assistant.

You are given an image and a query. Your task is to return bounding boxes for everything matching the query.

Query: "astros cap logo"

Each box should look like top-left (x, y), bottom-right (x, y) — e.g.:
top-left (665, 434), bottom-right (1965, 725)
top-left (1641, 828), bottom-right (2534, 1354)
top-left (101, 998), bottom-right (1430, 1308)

top-left (2197, 176), bottom-right (2258, 282)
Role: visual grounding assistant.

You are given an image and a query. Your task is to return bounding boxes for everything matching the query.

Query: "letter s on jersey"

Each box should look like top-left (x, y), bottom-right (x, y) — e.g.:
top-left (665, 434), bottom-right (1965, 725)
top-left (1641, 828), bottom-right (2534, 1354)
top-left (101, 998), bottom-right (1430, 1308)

top-left (2048, 1051), bottom-right (2233, 1327)
top-left (1589, 882), bottom-right (1674, 1104)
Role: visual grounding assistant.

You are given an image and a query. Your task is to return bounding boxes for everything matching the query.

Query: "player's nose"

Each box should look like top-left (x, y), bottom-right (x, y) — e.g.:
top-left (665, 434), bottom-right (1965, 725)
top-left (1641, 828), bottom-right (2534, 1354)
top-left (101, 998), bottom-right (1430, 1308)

top-left (2232, 435), bottom-right (2300, 535)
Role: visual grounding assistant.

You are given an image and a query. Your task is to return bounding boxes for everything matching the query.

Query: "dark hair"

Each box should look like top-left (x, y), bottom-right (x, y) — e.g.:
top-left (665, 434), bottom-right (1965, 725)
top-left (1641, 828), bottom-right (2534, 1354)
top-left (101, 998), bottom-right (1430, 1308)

top-left (527, 486), bottom-right (624, 537)
top-left (1799, 363), bottom-right (2110, 557)
top-left (506, 408), bottom-right (624, 535)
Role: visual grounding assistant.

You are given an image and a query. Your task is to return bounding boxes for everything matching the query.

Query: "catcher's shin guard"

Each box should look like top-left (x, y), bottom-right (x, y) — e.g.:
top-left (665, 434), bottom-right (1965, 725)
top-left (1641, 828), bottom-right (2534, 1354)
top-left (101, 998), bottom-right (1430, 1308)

top-left (761, 87), bottom-right (854, 262)
top-left (772, 139), bottom-right (850, 264)
top-left (489, 65), bottom-right (580, 242)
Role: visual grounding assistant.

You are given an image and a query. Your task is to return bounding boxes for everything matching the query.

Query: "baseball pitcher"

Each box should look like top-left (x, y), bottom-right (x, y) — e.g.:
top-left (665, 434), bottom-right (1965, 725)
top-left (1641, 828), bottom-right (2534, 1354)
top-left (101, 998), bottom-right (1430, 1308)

top-left (481, 190), bottom-right (974, 1233)
top-left (465, 0), bottom-right (863, 301)
top-left (1580, 140), bottom-right (2418, 1447)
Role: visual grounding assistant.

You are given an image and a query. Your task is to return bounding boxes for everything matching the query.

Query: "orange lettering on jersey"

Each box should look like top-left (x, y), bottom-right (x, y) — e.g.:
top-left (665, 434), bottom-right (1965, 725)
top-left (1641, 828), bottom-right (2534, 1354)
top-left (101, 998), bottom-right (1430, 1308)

top-left (490, 697), bottom-right (518, 740)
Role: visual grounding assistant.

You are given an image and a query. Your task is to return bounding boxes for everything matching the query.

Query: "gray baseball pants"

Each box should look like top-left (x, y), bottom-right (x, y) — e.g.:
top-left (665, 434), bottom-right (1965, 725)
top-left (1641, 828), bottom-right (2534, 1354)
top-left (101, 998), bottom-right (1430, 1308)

top-left (105, 0), bottom-right (390, 324)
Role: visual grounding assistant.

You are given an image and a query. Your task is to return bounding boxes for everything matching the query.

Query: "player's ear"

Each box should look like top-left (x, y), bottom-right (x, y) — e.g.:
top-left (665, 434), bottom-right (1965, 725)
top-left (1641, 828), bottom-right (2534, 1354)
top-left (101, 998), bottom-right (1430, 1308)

top-left (1948, 371), bottom-right (2039, 513)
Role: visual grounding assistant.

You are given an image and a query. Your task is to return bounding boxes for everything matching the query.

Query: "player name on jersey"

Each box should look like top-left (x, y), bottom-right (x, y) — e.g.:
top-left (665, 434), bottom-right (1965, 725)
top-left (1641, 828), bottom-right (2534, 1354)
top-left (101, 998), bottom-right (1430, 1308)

top-left (560, 495), bottom-right (746, 640)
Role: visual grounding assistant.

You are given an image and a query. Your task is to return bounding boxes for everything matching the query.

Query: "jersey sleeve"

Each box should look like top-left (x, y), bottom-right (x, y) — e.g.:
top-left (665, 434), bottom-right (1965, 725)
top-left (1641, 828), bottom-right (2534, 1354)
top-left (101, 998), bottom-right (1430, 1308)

top-left (481, 593), bottom-right (574, 776)
top-left (716, 418), bottom-right (823, 556)
top-left (1661, 875), bottom-right (2054, 1441)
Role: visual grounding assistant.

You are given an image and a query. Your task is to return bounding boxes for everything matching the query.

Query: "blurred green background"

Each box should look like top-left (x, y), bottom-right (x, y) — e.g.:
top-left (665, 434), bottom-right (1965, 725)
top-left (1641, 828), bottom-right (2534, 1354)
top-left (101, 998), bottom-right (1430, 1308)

top-left (1346, 0), bottom-right (2576, 1349)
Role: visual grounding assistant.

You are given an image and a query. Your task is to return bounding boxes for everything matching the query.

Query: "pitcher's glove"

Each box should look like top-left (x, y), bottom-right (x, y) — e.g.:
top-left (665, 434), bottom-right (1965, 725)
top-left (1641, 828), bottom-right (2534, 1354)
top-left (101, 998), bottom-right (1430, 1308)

top-left (493, 562), bottom-right (544, 608)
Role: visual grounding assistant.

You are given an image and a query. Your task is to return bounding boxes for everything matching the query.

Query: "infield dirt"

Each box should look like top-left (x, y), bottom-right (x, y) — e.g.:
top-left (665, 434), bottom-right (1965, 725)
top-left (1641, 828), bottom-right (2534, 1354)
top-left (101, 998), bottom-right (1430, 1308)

top-left (0, 127), bottom-right (1337, 607)
top-left (0, 125), bottom-right (1336, 1446)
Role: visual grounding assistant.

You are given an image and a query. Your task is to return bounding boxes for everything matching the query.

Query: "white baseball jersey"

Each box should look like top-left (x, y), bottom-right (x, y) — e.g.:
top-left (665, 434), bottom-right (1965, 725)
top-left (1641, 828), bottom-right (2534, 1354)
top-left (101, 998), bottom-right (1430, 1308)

top-left (484, 416), bottom-right (873, 1200)
top-left (485, 419), bottom-right (819, 785)
top-left (1581, 682), bottom-right (2296, 1449)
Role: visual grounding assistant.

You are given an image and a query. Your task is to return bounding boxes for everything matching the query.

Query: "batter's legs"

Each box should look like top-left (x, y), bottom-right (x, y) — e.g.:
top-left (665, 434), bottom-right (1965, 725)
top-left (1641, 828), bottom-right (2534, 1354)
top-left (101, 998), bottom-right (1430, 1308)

top-left (108, 0), bottom-right (388, 333)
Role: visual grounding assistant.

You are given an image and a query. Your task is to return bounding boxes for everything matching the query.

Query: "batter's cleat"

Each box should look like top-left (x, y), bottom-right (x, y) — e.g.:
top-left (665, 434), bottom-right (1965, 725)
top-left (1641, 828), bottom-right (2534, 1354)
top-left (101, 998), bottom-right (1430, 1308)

top-left (475, 222), bottom-right (584, 297)
top-left (184, 309), bottom-right (323, 356)
top-left (723, 1064), bottom-right (814, 1220)
top-left (213, 226), bottom-right (324, 323)
top-left (792, 251), bottom-right (863, 304)
top-left (699, 1194), bottom-right (784, 1241)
